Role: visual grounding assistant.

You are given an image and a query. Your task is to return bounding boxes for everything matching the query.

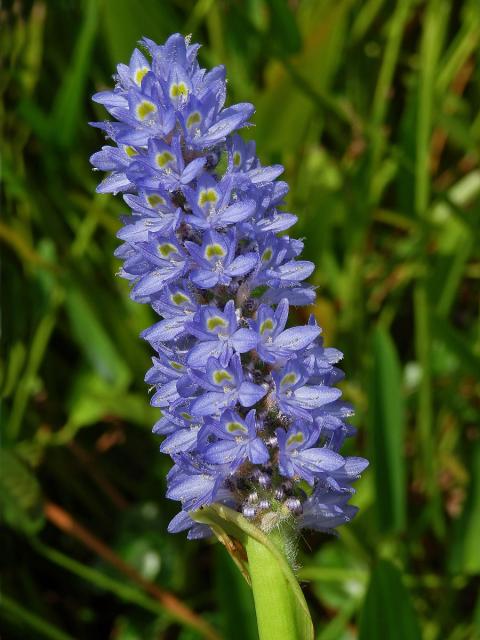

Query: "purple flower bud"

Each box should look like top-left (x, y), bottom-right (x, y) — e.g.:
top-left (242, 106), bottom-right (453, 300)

top-left (258, 473), bottom-right (271, 489)
top-left (284, 497), bottom-right (303, 516)
top-left (242, 505), bottom-right (256, 519)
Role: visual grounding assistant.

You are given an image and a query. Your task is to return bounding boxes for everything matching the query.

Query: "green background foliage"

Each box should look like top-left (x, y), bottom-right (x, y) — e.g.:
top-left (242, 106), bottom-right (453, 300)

top-left (1, 0), bottom-right (480, 638)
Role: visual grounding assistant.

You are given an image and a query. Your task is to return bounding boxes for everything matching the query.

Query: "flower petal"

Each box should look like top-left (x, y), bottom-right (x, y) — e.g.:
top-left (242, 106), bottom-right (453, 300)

top-left (238, 381), bottom-right (266, 407)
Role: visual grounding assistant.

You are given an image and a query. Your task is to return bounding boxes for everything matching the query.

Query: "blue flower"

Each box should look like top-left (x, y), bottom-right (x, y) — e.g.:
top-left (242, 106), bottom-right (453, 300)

top-left (185, 230), bottom-right (257, 289)
top-left (186, 300), bottom-right (257, 367)
top-left (204, 409), bottom-right (269, 470)
top-left (273, 360), bottom-right (342, 422)
top-left (129, 236), bottom-right (189, 301)
top-left (249, 298), bottom-right (320, 364)
top-left (142, 285), bottom-right (199, 344)
top-left (166, 453), bottom-right (230, 512)
top-left (314, 401), bottom-right (356, 450)
top-left (180, 95), bottom-right (254, 150)
top-left (189, 354), bottom-right (266, 417)
top-left (145, 345), bottom-right (191, 409)
top-left (89, 145), bottom-right (134, 194)
top-left (127, 135), bottom-right (206, 192)
top-left (277, 424), bottom-right (344, 485)
top-left (227, 134), bottom-right (284, 185)
top-left (91, 33), bottom-right (367, 538)
top-left (184, 174), bottom-right (257, 230)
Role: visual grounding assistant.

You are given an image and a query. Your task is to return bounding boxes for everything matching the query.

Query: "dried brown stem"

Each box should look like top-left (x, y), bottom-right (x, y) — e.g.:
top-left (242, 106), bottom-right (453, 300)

top-left (44, 501), bottom-right (222, 640)
top-left (68, 441), bottom-right (129, 510)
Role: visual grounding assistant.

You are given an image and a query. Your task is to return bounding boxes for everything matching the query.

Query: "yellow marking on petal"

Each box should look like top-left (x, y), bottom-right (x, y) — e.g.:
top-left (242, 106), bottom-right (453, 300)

top-left (136, 100), bottom-right (157, 120)
top-left (207, 316), bottom-right (227, 331)
top-left (261, 248), bottom-right (273, 263)
top-left (158, 243), bottom-right (178, 257)
top-left (226, 421), bottom-right (247, 434)
top-left (170, 361), bottom-right (184, 371)
top-left (134, 67), bottom-right (149, 85)
top-left (260, 319), bottom-right (275, 335)
top-left (170, 82), bottom-right (189, 98)
top-left (171, 292), bottom-right (190, 305)
top-left (147, 194), bottom-right (165, 207)
top-left (156, 151), bottom-right (175, 168)
top-left (287, 433), bottom-right (305, 446)
top-left (233, 151), bottom-right (241, 167)
top-left (124, 145), bottom-right (138, 157)
top-left (213, 370), bottom-right (233, 384)
top-left (198, 188), bottom-right (219, 207)
top-left (181, 412), bottom-right (193, 420)
top-left (187, 111), bottom-right (202, 128)
top-left (205, 243), bottom-right (226, 259)
top-left (281, 372), bottom-right (298, 387)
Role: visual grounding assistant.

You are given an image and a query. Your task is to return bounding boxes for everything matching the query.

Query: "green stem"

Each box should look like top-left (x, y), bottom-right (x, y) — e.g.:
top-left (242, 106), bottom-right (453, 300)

top-left (245, 530), bottom-right (298, 640)
top-left (192, 504), bottom-right (314, 639)
top-left (1, 594), bottom-right (74, 640)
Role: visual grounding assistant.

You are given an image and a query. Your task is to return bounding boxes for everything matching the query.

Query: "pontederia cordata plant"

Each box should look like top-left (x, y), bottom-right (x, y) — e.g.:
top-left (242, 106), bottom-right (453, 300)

top-left (91, 33), bottom-right (368, 639)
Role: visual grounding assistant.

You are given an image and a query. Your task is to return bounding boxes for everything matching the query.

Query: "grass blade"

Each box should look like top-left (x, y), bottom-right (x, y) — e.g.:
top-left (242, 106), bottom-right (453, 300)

top-left (359, 560), bottom-right (422, 640)
top-left (369, 326), bottom-right (406, 533)
top-left (1, 594), bottom-right (74, 640)
top-left (51, 0), bottom-right (98, 148)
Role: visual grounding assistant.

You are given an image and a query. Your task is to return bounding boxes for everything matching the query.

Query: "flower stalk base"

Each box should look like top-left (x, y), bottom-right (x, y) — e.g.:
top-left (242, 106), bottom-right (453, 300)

top-left (245, 530), bottom-right (299, 640)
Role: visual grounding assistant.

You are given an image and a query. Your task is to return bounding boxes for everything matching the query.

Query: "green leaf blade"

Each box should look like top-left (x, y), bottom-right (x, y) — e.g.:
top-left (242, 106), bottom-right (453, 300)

top-left (369, 327), bottom-right (406, 533)
top-left (359, 560), bottom-right (422, 640)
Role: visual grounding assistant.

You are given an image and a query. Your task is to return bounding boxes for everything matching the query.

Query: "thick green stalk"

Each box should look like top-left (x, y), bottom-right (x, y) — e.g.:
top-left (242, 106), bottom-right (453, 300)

top-left (192, 505), bottom-right (314, 640)
top-left (245, 530), bottom-right (299, 640)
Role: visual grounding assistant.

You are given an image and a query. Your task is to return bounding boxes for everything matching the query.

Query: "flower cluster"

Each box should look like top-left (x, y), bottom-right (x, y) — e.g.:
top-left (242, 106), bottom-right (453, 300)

top-left (91, 34), bottom-right (367, 539)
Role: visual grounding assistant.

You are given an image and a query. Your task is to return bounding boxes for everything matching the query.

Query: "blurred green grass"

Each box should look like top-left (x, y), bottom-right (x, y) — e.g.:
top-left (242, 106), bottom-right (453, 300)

top-left (1, 0), bottom-right (480, 638)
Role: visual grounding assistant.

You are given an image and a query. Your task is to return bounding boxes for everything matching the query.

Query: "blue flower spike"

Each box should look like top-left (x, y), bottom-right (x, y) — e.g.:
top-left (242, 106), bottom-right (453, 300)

top-left (91, 33), bottom-right (367, 544)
